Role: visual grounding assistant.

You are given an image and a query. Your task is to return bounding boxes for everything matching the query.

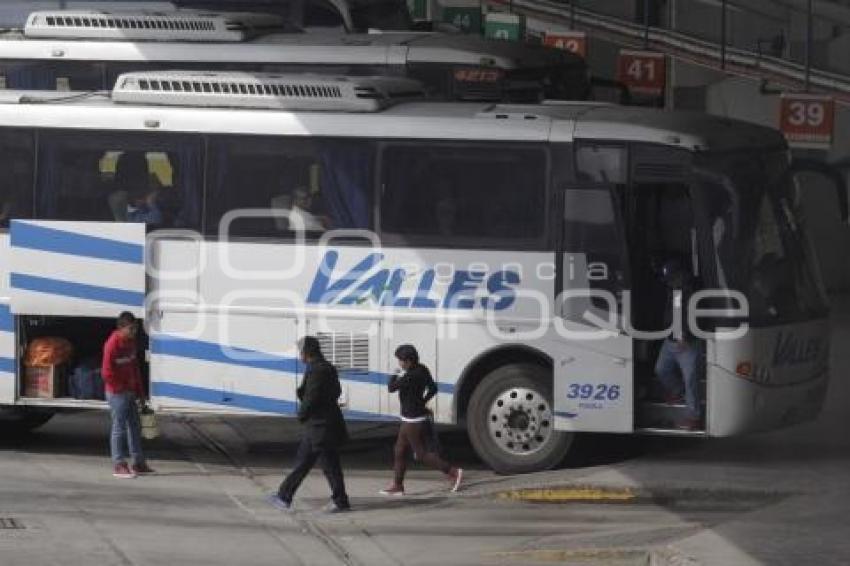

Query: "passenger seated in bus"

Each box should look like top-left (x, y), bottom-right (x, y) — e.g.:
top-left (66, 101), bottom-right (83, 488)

top-left (109, 151), bottom-right (150, 222)
top-left (653, 258), bottom-right (704, 431)
top-left (270, 193), bottom-right (293, 231)
top-left (288, 187), bottom-right (328, 232)
top-left (126, 188), bottom-right (164, 226)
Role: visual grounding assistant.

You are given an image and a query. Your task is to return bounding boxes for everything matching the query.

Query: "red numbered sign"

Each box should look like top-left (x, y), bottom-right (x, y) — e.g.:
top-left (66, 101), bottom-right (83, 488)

top-left (543, 31), bottom-right (587, 58)
top-left (617, 50), bottom-right (666, 97)
top-left (779, 94), bottom-right (835, 148)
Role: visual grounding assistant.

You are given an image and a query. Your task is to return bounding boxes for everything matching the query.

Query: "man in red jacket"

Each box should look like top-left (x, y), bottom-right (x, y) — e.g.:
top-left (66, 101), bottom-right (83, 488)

top-left (102, 311), bottom-right (154, 479)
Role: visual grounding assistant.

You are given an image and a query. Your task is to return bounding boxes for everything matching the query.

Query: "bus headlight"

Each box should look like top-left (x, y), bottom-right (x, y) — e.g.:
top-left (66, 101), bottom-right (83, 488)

top-left (736, 361), bottom-right (753, 377)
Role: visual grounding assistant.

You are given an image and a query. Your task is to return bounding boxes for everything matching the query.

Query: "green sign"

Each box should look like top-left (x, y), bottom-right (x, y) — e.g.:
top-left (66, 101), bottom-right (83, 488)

top-left (484, 13), bottom-right (525, 41)
top-left (442, 6), bottom-right (481, 34)
top-left (410, 0), bottom-right (429, 19)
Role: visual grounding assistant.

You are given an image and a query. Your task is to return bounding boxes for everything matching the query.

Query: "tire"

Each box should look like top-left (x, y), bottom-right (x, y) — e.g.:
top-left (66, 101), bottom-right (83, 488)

top-left (0, 407), bottom-right (54, 434)
top-left (467, 363), bottom-right (574, 474)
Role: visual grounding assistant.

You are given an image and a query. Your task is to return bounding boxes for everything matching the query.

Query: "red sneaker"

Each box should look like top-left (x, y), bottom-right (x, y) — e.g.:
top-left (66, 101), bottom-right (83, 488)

top-left (677, 417), bottom-right (701, 431)
top-left (113, 462), bottom-right (137, 479)
top-left (379, 484), bottom-right (405, 496)
top-left (664, 394), bottom-right (686, 405)
top-left (448, 468), bottom-right (464, 493)
top-left (131, 462), bottom-right (156, 475)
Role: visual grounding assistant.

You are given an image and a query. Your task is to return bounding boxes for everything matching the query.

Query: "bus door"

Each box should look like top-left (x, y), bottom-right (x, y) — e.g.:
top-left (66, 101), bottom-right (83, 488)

top-left (7, 220), bottom-right (145, 403)
top-left (554, 144), bottom-right (633, 433)
top-left (9, 220), bottom-right (146, 319)
top-left (0, 234), bottom-right (14, 404)
top-left (306, 318), bottom-right (382, 421)
top-left (148, 237), bottom-right (300, 416)
top-left (627, 145), bottom-right (700, 429)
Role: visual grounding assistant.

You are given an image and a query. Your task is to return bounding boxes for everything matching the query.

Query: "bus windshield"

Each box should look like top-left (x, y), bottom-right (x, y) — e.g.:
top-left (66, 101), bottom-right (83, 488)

top-left (696, 150), bottom-right (828, 324)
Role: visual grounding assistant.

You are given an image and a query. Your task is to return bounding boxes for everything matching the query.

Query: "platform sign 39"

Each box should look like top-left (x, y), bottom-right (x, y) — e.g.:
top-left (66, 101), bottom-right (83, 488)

top-left (779, 94), bottom-right (835, 149)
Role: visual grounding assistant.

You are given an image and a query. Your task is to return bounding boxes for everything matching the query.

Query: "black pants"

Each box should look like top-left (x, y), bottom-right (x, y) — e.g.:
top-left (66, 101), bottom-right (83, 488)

top-left (394, 421), bottom-right (451, 485)
top-left (278, 435), bottom-right (349, 507)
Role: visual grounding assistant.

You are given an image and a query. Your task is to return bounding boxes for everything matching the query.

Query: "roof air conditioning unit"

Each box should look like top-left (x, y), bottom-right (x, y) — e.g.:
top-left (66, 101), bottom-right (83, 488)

top-left (111, 71), bottom-right (425, 112)
top-left (24, 10), bottom-right (285, 42)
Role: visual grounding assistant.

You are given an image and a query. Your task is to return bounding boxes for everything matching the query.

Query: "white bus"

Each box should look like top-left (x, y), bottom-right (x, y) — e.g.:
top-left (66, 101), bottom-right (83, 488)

top-left (0, 72), bottom-right (837, 473)
top-left (0, 8), bottom-right (589, 102)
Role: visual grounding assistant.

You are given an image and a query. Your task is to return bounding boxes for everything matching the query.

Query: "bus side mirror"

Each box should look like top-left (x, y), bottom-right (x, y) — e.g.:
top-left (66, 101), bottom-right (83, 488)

top-left (788, 158), bottom-right (848, 224)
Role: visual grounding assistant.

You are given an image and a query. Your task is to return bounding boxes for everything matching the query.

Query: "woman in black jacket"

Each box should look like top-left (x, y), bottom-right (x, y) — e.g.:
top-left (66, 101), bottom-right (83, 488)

top-left (380, 344), bottom-right (462, 496)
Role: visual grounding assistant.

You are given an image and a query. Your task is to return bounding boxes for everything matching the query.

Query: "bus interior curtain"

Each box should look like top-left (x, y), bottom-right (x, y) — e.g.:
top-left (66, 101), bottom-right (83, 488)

top-left (4, 63), bottom-right (56, 90)
top-left (319, 141), bottom-right (373, 230)
top-left (37, 145), bottom-right (59, 218)
top-left (171, 146), bottom-right (202, 229)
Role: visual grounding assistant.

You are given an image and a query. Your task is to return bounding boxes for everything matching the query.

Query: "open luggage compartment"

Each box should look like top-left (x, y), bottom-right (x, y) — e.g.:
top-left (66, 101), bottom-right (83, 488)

top-left (18, 315), bottom-right (149, 404)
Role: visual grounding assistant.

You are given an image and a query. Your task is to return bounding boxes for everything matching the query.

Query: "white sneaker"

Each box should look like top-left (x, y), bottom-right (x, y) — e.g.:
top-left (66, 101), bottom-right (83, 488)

top-left (379, 484), bottom-right (405, 496)
top-left (449, 468), bottom-right (463, 493)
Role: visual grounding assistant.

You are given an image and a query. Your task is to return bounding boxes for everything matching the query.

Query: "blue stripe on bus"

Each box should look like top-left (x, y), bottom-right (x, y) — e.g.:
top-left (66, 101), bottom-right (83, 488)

top-left (0, 304), bottom-right (12, 332)
top-left (0, 357), bottom-right (15, 374)
top-left (152, 336), bottom-right (295, 374)
top-left (152, 381), bottom-right (297, 415)
top-left (151, 381), bottom-right (397, 421)
top-left (152, 334), bottom-right (455, 394)
top-left (10, 273), bottom-right (145, 308)
top-left (10, 221), bottom-right (143, 265)
top-left (555, 411), bottom-right (578, 419)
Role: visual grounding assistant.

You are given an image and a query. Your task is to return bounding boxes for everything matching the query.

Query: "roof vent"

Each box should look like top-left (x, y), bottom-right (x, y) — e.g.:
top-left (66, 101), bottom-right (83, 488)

top-left (111, 71), bottom-right (425, 112)
top-left (24, 10), bottom-right (285, 42)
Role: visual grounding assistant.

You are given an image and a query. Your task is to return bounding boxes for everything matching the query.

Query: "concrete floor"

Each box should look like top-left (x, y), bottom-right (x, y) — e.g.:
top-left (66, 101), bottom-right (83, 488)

top-left (1, 297), bottom-right (848, 566)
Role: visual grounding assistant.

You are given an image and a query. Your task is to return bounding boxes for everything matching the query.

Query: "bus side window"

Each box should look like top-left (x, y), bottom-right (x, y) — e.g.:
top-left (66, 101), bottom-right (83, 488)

top-left (380, 142), bottom-right (546, 244)
top-left (35, 132), bottom-right (202, 228)
top-left (570, 144), bottom-right (629, 312)
top-left (0, 61), bottom-right (104, 91)
top-left (205, 136), bottom-right (374, 239)
top-left (0, 129), bottom-right (35, 228)
top-left (563, 188), bottom-right (626, 310)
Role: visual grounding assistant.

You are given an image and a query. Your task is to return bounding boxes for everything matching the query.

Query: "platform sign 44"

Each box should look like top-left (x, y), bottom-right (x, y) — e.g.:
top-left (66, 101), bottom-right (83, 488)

top-left (779, 94), bottom-right (835, 149)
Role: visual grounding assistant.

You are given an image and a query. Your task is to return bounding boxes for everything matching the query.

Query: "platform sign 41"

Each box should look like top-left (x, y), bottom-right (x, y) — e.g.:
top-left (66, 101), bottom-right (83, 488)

top-left (779, 94), bottom-right (835, 149)
top-left (543, 31), bottom-right (587, 58)
top-left (617, 50), bottom-right (666, 97)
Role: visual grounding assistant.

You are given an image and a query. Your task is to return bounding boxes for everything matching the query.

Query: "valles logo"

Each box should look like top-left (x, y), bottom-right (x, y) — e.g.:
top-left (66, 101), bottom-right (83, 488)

top-left (306, 251), bottom-right (521, 310)
top-left (772, 331), bottom-right (822, 367)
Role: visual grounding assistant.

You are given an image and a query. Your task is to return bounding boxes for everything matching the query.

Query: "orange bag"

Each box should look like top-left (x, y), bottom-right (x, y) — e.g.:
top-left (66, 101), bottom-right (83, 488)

top-left (24, 337), bottom-right (74, 367)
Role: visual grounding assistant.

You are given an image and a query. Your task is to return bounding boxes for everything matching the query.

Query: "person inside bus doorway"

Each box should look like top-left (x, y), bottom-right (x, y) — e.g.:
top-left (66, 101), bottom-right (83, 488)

top-left (267, 337), bottom-right (351, 513)
top-left (102, 312), bottom-right (155, 479)
top-left (654, 258), bottom-right (705, 431)
top-left (380, 345), bottom-right (463, 496)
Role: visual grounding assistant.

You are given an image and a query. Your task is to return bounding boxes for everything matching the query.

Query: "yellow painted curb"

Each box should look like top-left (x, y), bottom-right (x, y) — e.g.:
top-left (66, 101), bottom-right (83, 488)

top-left (489, 548), bottom-right (648, 562)
top-left (496, 487), bottom-right (638, 503)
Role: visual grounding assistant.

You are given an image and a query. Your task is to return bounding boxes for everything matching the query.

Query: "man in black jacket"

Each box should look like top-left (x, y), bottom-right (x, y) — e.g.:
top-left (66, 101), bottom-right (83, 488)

top-left (268, 336), bottom-right (351, 512)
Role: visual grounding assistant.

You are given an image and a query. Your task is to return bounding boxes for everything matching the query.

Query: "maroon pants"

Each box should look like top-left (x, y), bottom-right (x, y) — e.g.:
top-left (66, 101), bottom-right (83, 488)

top-left (394, 421), bottom-right (451, 485)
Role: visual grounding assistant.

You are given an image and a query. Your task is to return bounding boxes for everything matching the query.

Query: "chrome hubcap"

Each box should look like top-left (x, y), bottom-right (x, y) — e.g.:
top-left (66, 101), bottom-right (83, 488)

top-left (487, 387), bottom-right (553, 456)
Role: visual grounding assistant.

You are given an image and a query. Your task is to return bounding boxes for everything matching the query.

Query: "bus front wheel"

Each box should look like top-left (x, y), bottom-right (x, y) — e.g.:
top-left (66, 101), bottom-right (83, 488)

top-left (467, 364), bottom-right (574, 474)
